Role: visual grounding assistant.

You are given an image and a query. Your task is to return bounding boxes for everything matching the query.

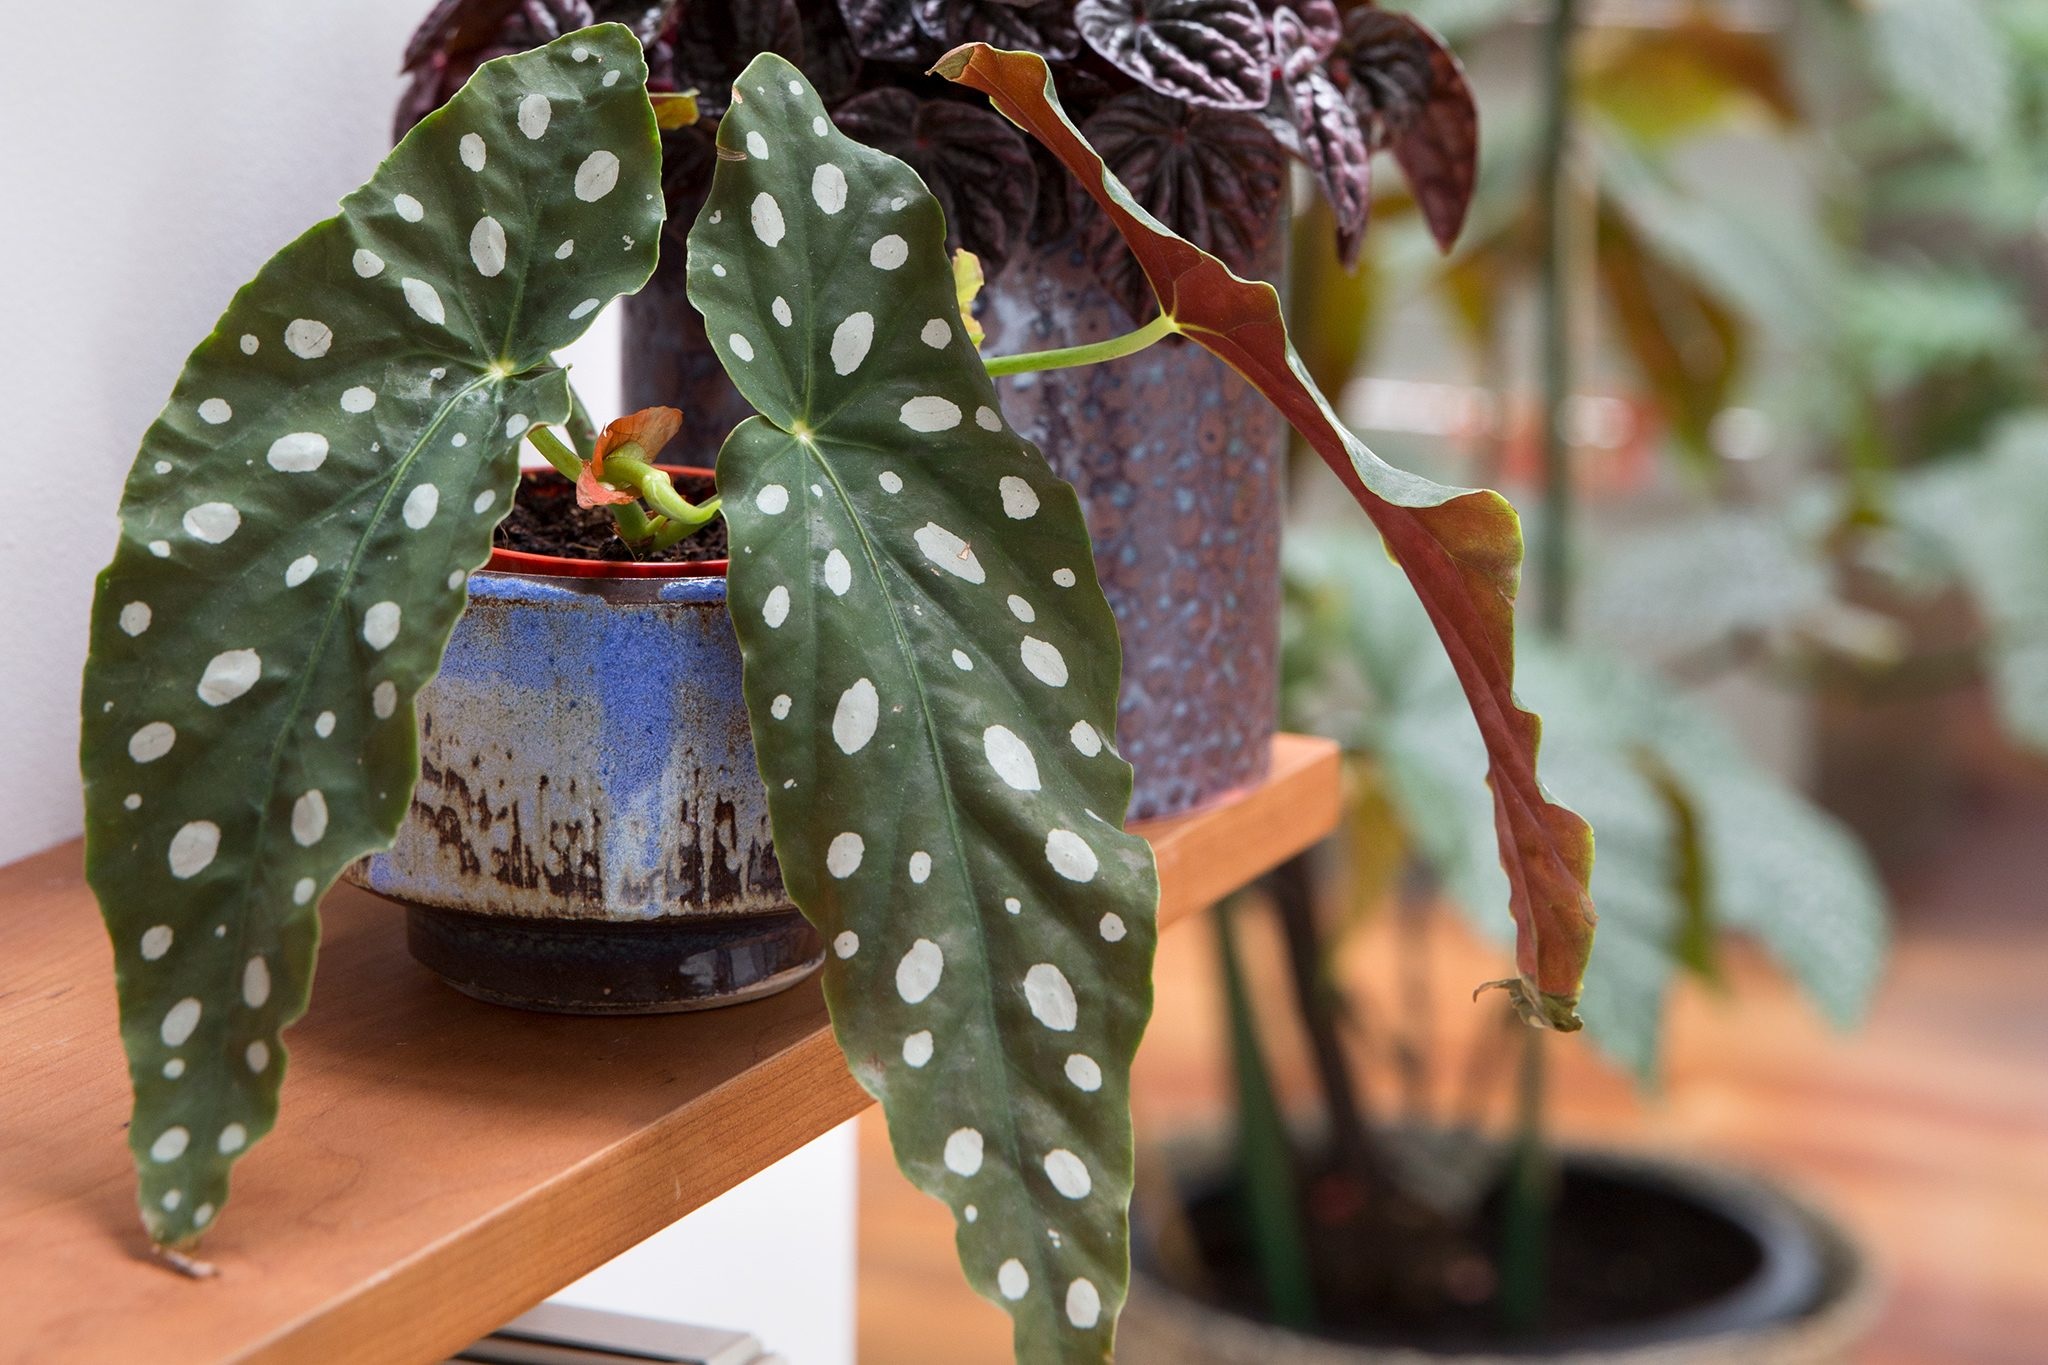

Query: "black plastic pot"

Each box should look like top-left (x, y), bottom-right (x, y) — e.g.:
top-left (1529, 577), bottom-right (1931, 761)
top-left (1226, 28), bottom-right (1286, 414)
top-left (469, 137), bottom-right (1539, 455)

top-left (1120, 1138), bottom-right (1877, 1365)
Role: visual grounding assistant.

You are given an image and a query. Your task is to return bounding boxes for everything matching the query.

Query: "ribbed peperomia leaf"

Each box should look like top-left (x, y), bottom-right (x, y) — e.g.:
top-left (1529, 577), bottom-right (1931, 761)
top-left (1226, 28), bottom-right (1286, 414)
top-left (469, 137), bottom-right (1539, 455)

top-left (939, 43), bottom-right (1595, 1028)
top-left (688, 55), bottom-right (1160, 1363)
top-left (79, 24), bottom-right (660, 1247)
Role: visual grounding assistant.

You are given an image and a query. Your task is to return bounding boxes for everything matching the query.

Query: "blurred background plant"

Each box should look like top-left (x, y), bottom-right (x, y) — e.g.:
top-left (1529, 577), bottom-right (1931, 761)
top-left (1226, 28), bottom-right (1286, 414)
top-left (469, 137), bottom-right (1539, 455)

top-left (1204, 0), bottom-right (2048, 1337)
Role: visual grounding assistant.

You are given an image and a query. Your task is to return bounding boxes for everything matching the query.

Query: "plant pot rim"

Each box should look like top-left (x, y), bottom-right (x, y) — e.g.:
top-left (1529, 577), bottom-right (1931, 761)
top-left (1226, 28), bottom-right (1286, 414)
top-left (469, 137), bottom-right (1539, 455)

top-left (485, 464), bottom-right (728, 580)
top-left (1124, 1129), bottom-right (1881, 1365)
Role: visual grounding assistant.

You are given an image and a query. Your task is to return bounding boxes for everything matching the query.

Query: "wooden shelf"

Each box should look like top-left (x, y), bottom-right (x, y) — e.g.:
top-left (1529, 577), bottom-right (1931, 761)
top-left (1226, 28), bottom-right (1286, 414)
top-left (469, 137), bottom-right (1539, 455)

top-left (0, 734), bottom-right (1339, 1365)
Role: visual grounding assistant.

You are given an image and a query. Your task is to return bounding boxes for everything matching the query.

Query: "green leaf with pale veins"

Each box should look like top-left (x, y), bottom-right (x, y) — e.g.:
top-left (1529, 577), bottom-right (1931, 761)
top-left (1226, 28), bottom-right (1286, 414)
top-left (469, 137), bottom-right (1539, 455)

top-left (78, 24), bottom-right (661, 1247)
top-left (687, 56), bottom-right (1161, 1363)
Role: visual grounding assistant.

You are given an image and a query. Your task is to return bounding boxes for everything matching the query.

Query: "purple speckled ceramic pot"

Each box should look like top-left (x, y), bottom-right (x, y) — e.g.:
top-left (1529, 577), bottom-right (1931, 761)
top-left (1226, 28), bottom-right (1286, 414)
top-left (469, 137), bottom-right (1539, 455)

top-left (623, 225), bottom-right (1286, 820)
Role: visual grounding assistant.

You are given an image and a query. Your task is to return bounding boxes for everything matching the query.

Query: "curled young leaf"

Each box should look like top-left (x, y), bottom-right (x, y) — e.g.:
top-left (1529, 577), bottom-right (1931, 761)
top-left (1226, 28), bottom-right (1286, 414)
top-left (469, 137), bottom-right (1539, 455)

top-left (1336, 8), bottom-right (1478, 252)
top-left (834, 88), bottom-right (1039, 273)
top-left (1075, 0), bottom-right (1274, 110)
top-left (939, 43), bottom-right (1594, 1027)
top-left (1077, 90), bottom-right (1288, 320)
top-left (581, 404), bottom-right (684, 505)
top-left (1273, 7), bottom-right (1372, 266)
top-left (80, 24), bottom-right (662, 1246)
top-left (690, 54), bottom-right (1161, 1362)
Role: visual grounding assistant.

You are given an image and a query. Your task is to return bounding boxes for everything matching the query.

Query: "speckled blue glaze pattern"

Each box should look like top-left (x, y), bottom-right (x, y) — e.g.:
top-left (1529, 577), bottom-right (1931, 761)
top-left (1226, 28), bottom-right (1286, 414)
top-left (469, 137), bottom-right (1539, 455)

top-left (982, 231), bottom-right (1286, 820)
top-left (349, 569), bottom-right (788, 921)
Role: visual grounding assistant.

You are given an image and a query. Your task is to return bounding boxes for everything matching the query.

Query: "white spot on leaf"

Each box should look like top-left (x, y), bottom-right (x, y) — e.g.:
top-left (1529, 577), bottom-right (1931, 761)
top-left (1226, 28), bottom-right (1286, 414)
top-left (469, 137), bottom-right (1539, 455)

top-left (1021, 637), bottom-right (1070, 687)
top-left (183, 502), bottom-right (241, 543)
top-left (373, 680), bottom-right (398, 719)
top-left (1024, 962), bottom-right (1078, 1031)
top-left (772, 296), bottom-right (793, 326)
top-left (914, 522), bottom-right (985, 582)
top-left (832, 678), bottom-right (878, 754)
top-left (983, 725), bottom-right (1041, 792)
top-left (1070, 721), bottom-right (1102, 756)
top-left (998, 1260), bottom-right (1029, 1300)
top-left (900, 396), bottom-right (961, 431)
top-left (827, 831), bottom-right (865, 878)
top-left (1044, 1150), bottom-right (1092, 1199)
top-left (403, 483), bottom-right (440, 529)
top-left (943, 1127), bottom-right (984, 1176)
top-left (831, 311), bottom-right (874, 375)
top-left (470, 215), bottom-right (507, 277)
top-left (291, 790), bottom-right (327, 847)
top-left (402, 277), bottom-right (446, 325)
top-left (909, 851), bottom-right (932, 884)
top-left (198, 650), bottom-right (261, 706)
top-left (896, 938), bottom-right (943, 1003)
top-left (518, 92), bottom-right (551, 139)
top-left (119, 601), bottom-right (152, 636)
top-left (267, 432), bottom-right (329, 473)
top-left (243, 955), bottom-right (272, 1007)
top-left (161, 997), bottom-right (202, 1046)
top-left (341, 386), bottom-right (377, 413)
top-left (1045, 830), bottom-right (1099, 883)
top-left (763, 584), bottom-right (791, 627)
top-left (824, 548), bottom-right (853, 596)
top-left (285, 555), bottom-right (318, 587)
top-left (198, 398), bottom-right (231, 425)
top-left (151, 1126), bottom-right (190, 1162)
top-left (921, 319), bottom-right (951, 347)
top-left (459, 132), bottom-right (486, 170)
top-left (999, 476), bottom-right (1040, 519)
top-left (870, 234), bottom-right (909, 270)
top-left (129, 723), bottom-right (176, 763)
top-left (833, 931), bottom-right (859, 959)
top-left (1007, 594), bottom-right (1036, 623)
top-left (745, 129), bottom-right (770, 159)
top-left (140, 925), bottom-right (173, 960)
top-left (575, 149), bottom-right (621, 201)
top-left (751, 192), bottom-right (786, 246)
top-left (353, 249), bottom-right (384, 278)
top-left (285, 318), bottom-right (333, 358)
top-left (1067, 1279), bottom-right (1102, 1329)
top-left (975, 406), bottom-right (1001, 432)
top-left (1053, 567), bottom-right (1077, 587)
top-left (1100, 913), bottom-right (1127, 942)
top-left (1065, 1054), bottom-right (1102, 1091)
top-left (393, 194), bottom-right (424, 223)
top-left (903, 1031), bottom-right (933, 1067)
top-left (363, 601), bottom-right (402, 650)
top-left (729, 332), bottom-right (754, 361)
top-left (812, 162), bottom-right (848, 213)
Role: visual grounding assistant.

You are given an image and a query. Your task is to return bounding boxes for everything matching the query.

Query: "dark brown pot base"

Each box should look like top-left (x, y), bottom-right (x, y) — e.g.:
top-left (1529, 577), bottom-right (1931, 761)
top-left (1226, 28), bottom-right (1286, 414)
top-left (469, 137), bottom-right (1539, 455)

top-left (404, 904), bottom-right (824, 1015)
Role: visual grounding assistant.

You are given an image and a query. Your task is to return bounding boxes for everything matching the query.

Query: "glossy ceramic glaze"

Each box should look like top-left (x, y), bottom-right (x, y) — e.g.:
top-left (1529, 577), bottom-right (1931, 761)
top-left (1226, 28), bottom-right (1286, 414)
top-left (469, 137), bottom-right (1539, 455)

top-left (348, 550), bottom-right (820, 1013)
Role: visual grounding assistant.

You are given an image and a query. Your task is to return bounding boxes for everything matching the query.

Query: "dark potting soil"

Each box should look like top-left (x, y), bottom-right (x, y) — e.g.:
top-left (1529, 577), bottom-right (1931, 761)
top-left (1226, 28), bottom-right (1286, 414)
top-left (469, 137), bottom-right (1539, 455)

top-left (1173, 1152), bottom-right (1775, 1354)
top-left (494, 468), bottom-right (728, 563)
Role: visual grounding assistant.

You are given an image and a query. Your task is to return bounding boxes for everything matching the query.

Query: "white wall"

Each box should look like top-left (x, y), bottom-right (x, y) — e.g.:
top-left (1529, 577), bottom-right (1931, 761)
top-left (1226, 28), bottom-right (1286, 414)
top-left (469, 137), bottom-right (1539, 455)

top-left (0, 7), bottom-right (850, 1360)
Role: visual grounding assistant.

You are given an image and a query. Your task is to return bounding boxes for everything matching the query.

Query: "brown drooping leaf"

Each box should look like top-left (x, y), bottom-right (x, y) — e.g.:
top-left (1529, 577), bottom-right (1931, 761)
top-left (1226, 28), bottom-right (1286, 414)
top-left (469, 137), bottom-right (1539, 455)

top-left (833, 88), bottom-right (1039, 272)
top-left (1337, 8), bottom-right (1478, 252)
top-left (1077, 90), bottom-right (1288, 319)
top-left (938, 43), bottom-right (1596, 1025)
top-left (913, 0), bottom-right (1082, 61)
top-left (1595, 203), bottom-right (1744, 474)
top-left (1273, 7), bottom-right (1373, 266)
top-left (1075, 0), bottom-right (1274, 110)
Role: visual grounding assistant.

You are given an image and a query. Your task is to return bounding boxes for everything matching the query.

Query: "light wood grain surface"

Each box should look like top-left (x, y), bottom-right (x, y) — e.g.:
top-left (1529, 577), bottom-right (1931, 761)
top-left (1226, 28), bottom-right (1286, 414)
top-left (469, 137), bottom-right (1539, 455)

top-left (858, 777), bottom-right (2048, 1365)
top-left (0, 734), bottom-right (1339, 1365)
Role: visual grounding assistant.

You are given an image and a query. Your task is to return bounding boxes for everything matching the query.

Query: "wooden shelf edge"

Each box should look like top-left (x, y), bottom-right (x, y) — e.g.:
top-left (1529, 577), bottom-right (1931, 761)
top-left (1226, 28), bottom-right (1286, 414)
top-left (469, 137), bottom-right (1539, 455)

top-left (0, 733), bottom-right (1341, 1365)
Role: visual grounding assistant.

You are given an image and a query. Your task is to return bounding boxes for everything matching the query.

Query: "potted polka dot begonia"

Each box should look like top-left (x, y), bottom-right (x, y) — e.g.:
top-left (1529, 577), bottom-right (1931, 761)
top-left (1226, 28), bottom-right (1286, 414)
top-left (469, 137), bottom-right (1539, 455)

top-left (79, 25), bottom-right (1594, 1363)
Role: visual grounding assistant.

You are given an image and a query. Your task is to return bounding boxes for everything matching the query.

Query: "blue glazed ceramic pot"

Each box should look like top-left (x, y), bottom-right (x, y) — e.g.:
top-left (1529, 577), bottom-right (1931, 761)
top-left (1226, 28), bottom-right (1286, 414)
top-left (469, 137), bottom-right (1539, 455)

top-left (348, 529), bottom-right (820, 1014)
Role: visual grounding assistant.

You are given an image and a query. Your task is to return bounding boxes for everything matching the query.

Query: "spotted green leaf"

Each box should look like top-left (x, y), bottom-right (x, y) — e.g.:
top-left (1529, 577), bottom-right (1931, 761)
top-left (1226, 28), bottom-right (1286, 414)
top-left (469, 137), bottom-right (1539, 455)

top-left (78, 24), bottom-right (661, 1247)
top-left (688, 56), bottom-right (1160, 1363)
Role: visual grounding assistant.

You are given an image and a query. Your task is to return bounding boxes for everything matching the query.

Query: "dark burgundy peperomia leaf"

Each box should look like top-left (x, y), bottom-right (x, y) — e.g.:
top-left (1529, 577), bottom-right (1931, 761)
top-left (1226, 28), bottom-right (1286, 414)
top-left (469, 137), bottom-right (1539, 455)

top-left (835, 0), bottom-right (936, 63)
top-left (913, 0), bottom-right (1082, 61)
top-left (939, 44), bottom-right (1595, 1027)
top-left (1076, 91), bottom-right (1287, 320)
top-left (671, 0), bottom-right (804, 115)
top-left (1337, 8), bottom-right (1477, 252)
top-left (1273, 8), bottom-right (1371, 266)
top-left (834, 88), bottom-right (1039, 272)
top-left (1268, 0), bottom-right (1340, 58)
top-left (1075, 0), bottom-right (1273, 110)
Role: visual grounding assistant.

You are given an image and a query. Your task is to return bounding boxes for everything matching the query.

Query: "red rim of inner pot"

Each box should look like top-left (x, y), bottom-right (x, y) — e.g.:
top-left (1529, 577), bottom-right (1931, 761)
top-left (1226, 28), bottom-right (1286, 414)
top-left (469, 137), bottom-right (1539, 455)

top-left (484, 464), bottom-right (728, 579)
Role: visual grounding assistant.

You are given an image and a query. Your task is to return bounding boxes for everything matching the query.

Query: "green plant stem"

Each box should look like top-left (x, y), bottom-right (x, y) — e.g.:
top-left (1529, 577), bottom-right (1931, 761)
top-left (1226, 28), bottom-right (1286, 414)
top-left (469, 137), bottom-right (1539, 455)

top-left (1499, 1026), bottom-right (1550, 1335)
top-left (981, 311), bottom-right (1179, 377)
top-left (1215, 897), bottom-right (1317, 1330)
top-left (526, 425), bottom-right (583, 480)
top-left (602, 455), bottom-right (722, 529)
top-left (1534, 0), bottom-right (1581, 640)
